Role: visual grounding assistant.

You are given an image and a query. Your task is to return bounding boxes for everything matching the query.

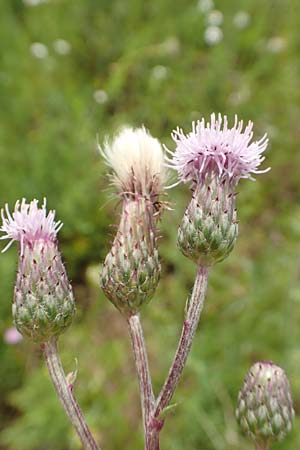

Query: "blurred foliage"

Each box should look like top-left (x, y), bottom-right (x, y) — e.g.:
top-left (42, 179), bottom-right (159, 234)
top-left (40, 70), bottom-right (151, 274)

top-left (1, 0), bottom-right (300, 449)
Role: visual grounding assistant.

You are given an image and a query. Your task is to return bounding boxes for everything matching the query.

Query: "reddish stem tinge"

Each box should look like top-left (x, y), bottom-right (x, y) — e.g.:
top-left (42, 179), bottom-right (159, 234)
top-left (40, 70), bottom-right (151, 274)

top-left (128, 314), bottom-right (155, 449)
top-left (128, 265), bottom-right (209, 450)
top-left (154, 265), bottom-right (209, 419)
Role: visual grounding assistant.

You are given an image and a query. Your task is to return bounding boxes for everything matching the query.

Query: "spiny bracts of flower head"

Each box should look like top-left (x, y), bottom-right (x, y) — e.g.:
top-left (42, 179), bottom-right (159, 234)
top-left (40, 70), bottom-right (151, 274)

top-left (0, 199), bottom-right (75, 343)
top-left (101, 197), bottom-right (160, 316)
top-left (236, 361), bottom-right (294, 448)
top-left (178, 179), bottom-right (238, 266)
top-left (166, 113), bottom-right (269, 186)
top-left (99, 126), bottom-right (166, 200)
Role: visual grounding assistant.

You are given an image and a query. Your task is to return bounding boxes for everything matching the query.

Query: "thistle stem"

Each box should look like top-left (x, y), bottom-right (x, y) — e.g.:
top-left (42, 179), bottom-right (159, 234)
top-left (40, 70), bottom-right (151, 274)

top-left (43, 338), bottom-right (100, 450)
top-left (127, 265), bottom-right (209, 449)
top-left (154, 264), bottom-right (209, 419)
top-left (127, 314), bottom-right (156, 450)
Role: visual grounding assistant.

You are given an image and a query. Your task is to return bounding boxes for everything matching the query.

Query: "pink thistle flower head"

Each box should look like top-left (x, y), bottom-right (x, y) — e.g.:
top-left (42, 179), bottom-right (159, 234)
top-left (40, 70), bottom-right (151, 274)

top-left (0, 198), bottom-right (63, 255)
top-left (166, 113), bottom-right (269, 186)
top-left (1, 198), bottom-right (74, 342)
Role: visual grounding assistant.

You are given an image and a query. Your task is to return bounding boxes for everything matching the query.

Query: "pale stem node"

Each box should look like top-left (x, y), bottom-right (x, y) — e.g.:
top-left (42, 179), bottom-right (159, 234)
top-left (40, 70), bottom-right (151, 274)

top-left (127, 265), bottom-right (209, 450)
top-left (43, 338), bottom-right (100, 450)
top-left (255, 444), bottom-right (269, 450)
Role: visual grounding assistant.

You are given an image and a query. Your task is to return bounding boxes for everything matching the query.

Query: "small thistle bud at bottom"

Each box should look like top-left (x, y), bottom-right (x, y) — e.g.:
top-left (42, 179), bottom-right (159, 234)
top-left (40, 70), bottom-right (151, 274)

top-left (236, 361), bottom-right (294, 448)
top-left (178, 178), bottom-right (238, 266)
top-left (13, 241), bottom-right (75, 343)
top-left (101, 197), bottom-right (160, 316)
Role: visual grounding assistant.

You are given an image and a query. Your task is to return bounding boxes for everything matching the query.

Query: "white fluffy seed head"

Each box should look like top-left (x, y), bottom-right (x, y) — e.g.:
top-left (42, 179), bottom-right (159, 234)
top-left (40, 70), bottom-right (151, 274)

top-left (99, 127), bottom-right (166, 199)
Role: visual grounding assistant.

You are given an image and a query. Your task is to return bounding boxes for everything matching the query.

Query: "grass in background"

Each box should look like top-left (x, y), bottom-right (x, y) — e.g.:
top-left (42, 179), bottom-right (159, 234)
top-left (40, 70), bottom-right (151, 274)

top-left (1, 0), bottom-right (300, 449)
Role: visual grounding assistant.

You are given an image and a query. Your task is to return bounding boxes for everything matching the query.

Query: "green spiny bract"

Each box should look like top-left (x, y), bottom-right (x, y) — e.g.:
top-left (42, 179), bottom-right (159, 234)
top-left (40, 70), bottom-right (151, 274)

top-left (13, 241), bottom-right (75, 343)
top-left (178, 179), bottom-right (238, 266)
top-left (101, 197), bottom-right (160, 316)
top-left (236, 361), bottom-right (294, 448)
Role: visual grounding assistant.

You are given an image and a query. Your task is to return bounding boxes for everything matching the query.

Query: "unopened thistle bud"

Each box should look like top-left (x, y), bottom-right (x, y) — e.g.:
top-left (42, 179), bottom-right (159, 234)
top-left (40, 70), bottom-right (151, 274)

top-left (166, 114), bottom-right (269, 266)
top-left (0, 199), bottom-right (75, 343)
top-left (236, 361), bottom-right (294, 449)
top-left (99, 127), bottom-right (166, 316)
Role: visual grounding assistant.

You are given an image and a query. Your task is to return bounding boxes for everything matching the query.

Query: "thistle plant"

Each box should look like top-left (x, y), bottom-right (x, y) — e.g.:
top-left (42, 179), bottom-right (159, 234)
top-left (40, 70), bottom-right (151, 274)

top-left (166, 113), bottom-right (269, 266)
top-left (99, 126), bottom-right (166, 317)
top-left (99, 126), bottom-right (167, 448)
top-left (1, 114), bottom-right (284, 450)
top-left (236, 362), bottom-right (294, 450)
top-left (1, 199), bottom-right (74, 342)
top-left (99, 117), bottom-right (270, 450)
top-left (0, 199), bottom-right (100, 450)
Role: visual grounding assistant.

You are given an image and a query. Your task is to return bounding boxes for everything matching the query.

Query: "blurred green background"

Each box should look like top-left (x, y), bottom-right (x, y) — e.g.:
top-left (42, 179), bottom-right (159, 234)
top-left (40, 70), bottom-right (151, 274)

top-left (1, 0), bottom-right (300, 449)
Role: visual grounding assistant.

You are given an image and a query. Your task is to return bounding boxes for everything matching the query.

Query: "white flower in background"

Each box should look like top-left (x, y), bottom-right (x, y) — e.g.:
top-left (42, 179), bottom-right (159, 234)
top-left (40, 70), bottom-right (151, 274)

top-left (204, 26), bottom-right (223, 46)
top-left (228, 86), bottom-right (251, 106)
top-left (159, 36), bottom-right (180, 56)
top-left (30, 42), bottom-right (48, 59)
top-left (53, 39), bottom-right (72, 55)
top-left (266, 36), bottom-right (286, 53)
top-left (197, 0), bottom-right (214, 13)
top-left (233, 11), bottom-right (251, 29)
top-left (207, 10), bottom-right (223, 27)
top-left (23, 0), bottom-right (48, 5)
top-left (93, 90), bottom-right (108, 104)
top-left (151, 65), bottom-right (169, 81)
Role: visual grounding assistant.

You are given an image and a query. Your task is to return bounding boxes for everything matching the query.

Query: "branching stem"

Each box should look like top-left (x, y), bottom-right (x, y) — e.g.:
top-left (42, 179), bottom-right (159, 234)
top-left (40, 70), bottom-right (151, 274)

top-left (127, 265), bottom-right (209, 450)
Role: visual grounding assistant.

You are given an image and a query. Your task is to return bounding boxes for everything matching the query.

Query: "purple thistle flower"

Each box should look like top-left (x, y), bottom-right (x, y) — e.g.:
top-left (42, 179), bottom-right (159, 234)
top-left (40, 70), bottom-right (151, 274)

top-left (166, 113), bottom-right (269, 186)
top-left (0, 199), bottom-right (74, 342)
top-left (0, 198), bottom-right (63, 255)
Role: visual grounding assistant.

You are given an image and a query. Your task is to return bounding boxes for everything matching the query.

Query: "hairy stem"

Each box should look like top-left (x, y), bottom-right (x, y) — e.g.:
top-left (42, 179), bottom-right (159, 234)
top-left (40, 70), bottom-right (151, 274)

top-left (127, 314), bottom-right (156, 450)
top-left (154, 265), bottom-right (209, 419)
top-left (43, 338), bottom-right (100, 450)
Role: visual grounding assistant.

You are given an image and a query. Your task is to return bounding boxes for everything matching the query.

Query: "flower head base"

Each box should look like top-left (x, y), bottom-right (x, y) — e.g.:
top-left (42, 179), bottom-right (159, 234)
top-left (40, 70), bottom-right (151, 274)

top-left (101, 197), bottom-right (160, 316)
top-left (0, 198), bottom-right (62, 255)
top-left (1, 199), bottom-right (75, 343)
top-left (236, 361), bottom-right (294, 448)
top-left (100, 126), bottom-right (166, 200)
top-left (166, 113), bottom-right (269, 186)
top-left (178, 178), bottom-right (238, 266)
